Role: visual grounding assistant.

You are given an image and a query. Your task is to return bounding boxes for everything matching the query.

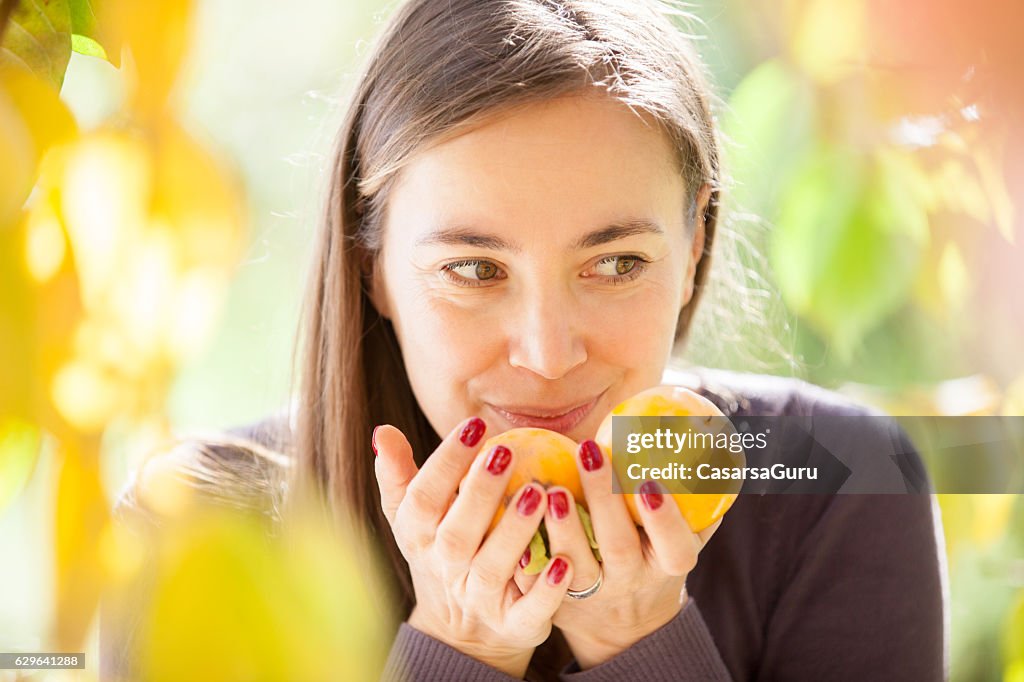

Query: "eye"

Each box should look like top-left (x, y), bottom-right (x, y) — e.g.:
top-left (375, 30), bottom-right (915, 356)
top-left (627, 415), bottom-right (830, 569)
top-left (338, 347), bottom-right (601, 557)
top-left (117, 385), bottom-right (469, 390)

top-left (591, 255), bottom-right (650, 283)
top-left (440, 259), bottom-right (506, 287)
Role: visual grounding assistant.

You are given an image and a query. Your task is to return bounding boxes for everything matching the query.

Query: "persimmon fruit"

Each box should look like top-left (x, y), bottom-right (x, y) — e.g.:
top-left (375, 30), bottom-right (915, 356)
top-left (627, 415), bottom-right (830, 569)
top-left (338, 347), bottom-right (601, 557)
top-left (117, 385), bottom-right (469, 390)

top-left (478, 385), bottom-right (742, 574)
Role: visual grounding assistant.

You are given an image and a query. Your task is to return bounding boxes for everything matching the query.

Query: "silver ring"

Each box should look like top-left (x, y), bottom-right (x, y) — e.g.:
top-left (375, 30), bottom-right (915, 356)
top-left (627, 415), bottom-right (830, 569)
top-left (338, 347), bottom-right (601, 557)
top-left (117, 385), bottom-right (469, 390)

top-left (565, 565), bottom-right (603, 600)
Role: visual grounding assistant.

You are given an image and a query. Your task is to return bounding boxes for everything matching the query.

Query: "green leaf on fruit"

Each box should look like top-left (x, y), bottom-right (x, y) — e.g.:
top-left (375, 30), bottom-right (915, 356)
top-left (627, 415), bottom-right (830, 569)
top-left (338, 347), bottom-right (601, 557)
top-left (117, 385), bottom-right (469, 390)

top-left (522, 504), bottom-right (604, 575)
top-left (523, 529), bottom-right (548, 575)
top-left (577, 503), bottom-right (602, 563)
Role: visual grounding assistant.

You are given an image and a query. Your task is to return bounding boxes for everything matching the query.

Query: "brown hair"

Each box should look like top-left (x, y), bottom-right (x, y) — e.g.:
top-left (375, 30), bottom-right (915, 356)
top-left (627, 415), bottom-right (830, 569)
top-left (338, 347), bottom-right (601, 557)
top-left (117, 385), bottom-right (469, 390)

top-left (293, 0), bottom-right (721, 677)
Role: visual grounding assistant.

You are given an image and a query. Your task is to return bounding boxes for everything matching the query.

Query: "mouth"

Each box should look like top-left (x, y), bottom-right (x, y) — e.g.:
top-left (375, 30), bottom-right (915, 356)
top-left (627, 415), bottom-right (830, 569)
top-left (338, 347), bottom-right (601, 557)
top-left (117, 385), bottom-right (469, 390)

top-left (486, 391), bottom-right (605, 436)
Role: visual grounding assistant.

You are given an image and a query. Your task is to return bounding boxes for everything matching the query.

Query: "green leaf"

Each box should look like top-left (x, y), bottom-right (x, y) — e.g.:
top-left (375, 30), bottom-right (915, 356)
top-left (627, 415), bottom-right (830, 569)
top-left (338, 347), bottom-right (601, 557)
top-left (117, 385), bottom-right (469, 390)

top-left (67, 0), bottom-right (118, 66)
top-left (577, 503), bottom-right (602, 563)
top-left (71, 33), bottom-right (104, 59)
top-left (722, 58), bottom-right (816, 215)
top-left (67, 0), bottom-right (98, 35)
top-left (770, 144), bottom-right (928, 360)
top-left (0, 0), bottom-right (72, 89)
top-left (522, 530), bottom-right (548, 575)
top-left (521, 505), bottom-right (603, 575)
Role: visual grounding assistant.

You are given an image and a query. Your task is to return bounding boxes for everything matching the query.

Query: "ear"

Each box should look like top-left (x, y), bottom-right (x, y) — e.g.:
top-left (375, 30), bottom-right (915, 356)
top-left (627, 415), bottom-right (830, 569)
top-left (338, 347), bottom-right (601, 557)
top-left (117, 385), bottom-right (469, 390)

top-left (363, 249), bottom-right (391, 320)
top-left (681, 183), bottom-right (711, 307)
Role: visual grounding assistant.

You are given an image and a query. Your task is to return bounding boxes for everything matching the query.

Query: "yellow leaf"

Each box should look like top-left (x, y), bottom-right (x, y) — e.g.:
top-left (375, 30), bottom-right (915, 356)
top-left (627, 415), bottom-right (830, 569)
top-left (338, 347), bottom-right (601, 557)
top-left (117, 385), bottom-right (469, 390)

top-left (98, 0), bottom-right (194, 116)
top-left (0, 201), bottom-right (83, 431)
top-left (0, 89), bottom-right (35, 224)
top-left (0, 66), bottom-right (76, 224)
top-left (52, 433), bottom-right (110, 650)
top-left (135, 507), bottom-right (389, 681)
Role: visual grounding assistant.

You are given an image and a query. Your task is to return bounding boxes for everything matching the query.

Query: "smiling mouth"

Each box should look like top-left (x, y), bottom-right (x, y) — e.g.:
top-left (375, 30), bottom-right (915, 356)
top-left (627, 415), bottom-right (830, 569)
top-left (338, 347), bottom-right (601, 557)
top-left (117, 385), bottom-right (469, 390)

top-left (486, 392), bottom-right (605, 435)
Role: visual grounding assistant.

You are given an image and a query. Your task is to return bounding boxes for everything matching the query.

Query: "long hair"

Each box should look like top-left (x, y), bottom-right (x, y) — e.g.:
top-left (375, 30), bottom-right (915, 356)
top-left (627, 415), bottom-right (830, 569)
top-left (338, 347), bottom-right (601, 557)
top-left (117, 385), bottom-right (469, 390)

top-left (292, 0), bottom-right (722, 677)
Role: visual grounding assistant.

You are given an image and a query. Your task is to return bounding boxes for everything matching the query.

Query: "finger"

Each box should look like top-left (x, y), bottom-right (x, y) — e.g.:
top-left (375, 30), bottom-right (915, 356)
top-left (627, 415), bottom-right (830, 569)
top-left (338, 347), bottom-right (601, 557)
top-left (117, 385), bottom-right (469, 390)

top-left (434, 443), bottom-right (515, 571)
top-left (575, 439), bottom-right (643, 572)
top-left (543, 487), bottom-right (602, 592)
top-left (373, 425), bottom-right (418, 525)
top-left (633, 480), bottom-right (698, 577)
top-left (469, 483), bottom-right (546, 602)
top-left (399, 416), bottom-right (487, 529)
top-left (507, 555), bottom-right (574, 632)
top-left (513, 554), bottom-right (539, 596)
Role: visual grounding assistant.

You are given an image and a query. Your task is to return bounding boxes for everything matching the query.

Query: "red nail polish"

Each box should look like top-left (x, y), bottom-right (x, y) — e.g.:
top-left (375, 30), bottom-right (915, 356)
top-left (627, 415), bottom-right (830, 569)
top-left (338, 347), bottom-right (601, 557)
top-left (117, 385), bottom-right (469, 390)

top-left (485, 445), bottom-right (512, 475)
top-left (639, 480), bottom-right (664, 511)
top-left (548, 490), bottom-right (569, 520)
top-left (519, 548), bottom-right (531, 569)
top-left (460, 417), bottom-right (486, 447)
top-left (372, 425), bottom-right (381, 456)
top-left (580, 440), bottom-right (603, 472)
top-left (547, 557), bottom-right (568, 586)
top-left (517, 485), bottom-right (541, 516)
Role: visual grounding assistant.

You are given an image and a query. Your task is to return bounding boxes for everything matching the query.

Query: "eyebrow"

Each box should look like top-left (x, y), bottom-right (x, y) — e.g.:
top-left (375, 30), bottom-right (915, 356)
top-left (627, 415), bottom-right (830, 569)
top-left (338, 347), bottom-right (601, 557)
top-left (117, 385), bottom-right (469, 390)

top-left (414, 219), bottom-right (665, 253)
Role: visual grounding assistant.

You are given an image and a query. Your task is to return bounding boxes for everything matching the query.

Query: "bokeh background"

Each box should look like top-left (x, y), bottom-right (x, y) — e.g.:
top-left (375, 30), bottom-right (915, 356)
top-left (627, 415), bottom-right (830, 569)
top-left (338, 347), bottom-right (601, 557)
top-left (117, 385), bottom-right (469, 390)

top-left (1, 0), bottom-right (1022, 679)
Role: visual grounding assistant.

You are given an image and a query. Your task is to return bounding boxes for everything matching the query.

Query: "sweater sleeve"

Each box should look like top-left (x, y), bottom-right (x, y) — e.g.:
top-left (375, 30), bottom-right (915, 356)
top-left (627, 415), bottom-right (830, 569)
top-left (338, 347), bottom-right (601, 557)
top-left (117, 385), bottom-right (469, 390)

top-left (558, 598), bottom-right (732, 681)
top-left (381, 623), bottom-right (524, 682)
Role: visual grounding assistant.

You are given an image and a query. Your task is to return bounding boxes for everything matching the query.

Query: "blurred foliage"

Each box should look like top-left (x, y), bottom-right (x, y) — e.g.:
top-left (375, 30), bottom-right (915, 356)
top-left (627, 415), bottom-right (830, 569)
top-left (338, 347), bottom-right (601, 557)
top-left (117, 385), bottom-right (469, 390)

top-left (1, 0), bottom-right (1022, 680)
top-left (704, 1), bottom-right (1024, 679)
top-left (1, 0), bottom-right (386, 678)
top-left (104, 476), bottom-right (391, 682)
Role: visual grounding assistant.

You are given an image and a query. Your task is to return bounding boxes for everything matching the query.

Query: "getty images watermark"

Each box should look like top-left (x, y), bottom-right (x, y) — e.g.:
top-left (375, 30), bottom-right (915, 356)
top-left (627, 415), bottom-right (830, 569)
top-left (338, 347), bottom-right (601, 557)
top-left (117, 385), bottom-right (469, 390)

top-left (610, 415), bottom-right (1024, 495)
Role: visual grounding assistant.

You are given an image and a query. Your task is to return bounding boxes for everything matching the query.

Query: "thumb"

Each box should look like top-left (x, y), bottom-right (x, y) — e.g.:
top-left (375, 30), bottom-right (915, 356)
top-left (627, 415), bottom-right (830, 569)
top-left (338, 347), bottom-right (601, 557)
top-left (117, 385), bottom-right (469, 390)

top-left (373, 424), bottom-right (418, 524)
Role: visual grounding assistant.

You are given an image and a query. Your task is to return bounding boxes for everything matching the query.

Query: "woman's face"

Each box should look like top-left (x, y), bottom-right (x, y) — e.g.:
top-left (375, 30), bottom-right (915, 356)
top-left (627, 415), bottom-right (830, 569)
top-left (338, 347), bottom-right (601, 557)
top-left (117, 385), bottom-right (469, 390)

top-left (370, 94), bottom-right (707, 444)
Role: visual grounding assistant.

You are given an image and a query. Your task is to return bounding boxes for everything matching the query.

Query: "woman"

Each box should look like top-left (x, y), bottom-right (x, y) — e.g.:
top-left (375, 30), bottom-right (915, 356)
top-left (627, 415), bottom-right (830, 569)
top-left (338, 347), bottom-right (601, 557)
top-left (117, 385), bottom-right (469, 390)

top-left (108, 0), bottom-right (947, 679)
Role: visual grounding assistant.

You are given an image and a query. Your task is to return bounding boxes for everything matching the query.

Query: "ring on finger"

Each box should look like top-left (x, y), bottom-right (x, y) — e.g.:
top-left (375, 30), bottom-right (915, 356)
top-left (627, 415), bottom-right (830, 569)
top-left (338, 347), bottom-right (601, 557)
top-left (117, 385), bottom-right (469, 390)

top-left (565, 565), bottom-right (603, 600)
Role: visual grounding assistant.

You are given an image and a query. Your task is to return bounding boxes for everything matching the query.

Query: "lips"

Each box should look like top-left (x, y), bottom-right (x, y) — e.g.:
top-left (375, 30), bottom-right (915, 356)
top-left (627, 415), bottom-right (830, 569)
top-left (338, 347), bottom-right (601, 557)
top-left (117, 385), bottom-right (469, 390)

top-left (486, 392), bottom-right (604, 435)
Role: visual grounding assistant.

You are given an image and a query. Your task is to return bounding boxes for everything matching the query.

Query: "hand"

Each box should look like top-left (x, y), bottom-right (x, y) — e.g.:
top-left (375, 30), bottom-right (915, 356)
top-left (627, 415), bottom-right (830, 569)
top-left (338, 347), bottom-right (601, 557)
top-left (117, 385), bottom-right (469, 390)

top-left (374, 417), bottom-right (575, 678)
top-left (514, 439), bottom-right (721, 670)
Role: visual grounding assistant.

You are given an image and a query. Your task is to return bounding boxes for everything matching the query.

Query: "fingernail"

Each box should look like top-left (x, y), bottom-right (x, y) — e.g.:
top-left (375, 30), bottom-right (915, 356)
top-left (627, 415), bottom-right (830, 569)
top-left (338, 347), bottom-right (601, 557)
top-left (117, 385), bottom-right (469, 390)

top-left (372, 425), bottom-right (381, 456)
top-left (517, 485), bottom-right (541, 516)
top-left (548, 490), bottom-right (569, 520)
top-left (580, 440), bottom-right (603, 472)
top-left (639, 480), bottom-right (664, 511)
top-left (460, 417), bottom-right (486, 447)
top-left (485, 445), bottom-right (512, 475)
top-left (519, 548), bottom-right (531, 569)
top-left (547, 557), bottom-right (568, 586)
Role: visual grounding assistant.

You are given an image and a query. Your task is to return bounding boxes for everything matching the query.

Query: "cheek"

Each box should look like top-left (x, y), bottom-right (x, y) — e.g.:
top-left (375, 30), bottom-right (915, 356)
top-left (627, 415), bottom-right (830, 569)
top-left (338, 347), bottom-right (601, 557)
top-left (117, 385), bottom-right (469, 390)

top-left (582, 281), bottom-right (682, 364)
top-left (391, 294), bottom-right (500, 404)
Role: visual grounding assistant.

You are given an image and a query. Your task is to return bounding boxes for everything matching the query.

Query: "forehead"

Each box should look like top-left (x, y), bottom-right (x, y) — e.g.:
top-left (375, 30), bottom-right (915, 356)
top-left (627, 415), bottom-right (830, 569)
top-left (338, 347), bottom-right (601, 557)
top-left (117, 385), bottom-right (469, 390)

top-left (385, 94), bottom-right (686, 244)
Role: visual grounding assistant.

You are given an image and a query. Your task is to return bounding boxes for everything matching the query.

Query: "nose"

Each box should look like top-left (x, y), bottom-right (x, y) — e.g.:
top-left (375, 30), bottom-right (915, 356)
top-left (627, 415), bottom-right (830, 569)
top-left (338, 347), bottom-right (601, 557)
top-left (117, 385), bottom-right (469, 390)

top-left (506, 284), bottom-right (588, 380)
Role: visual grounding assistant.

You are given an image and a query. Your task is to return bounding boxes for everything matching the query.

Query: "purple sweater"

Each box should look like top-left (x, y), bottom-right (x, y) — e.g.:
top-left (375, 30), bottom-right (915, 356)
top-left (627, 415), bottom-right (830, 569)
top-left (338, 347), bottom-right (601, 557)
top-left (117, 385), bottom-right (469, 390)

top-left (102, 369), bottom-right (947, 681)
